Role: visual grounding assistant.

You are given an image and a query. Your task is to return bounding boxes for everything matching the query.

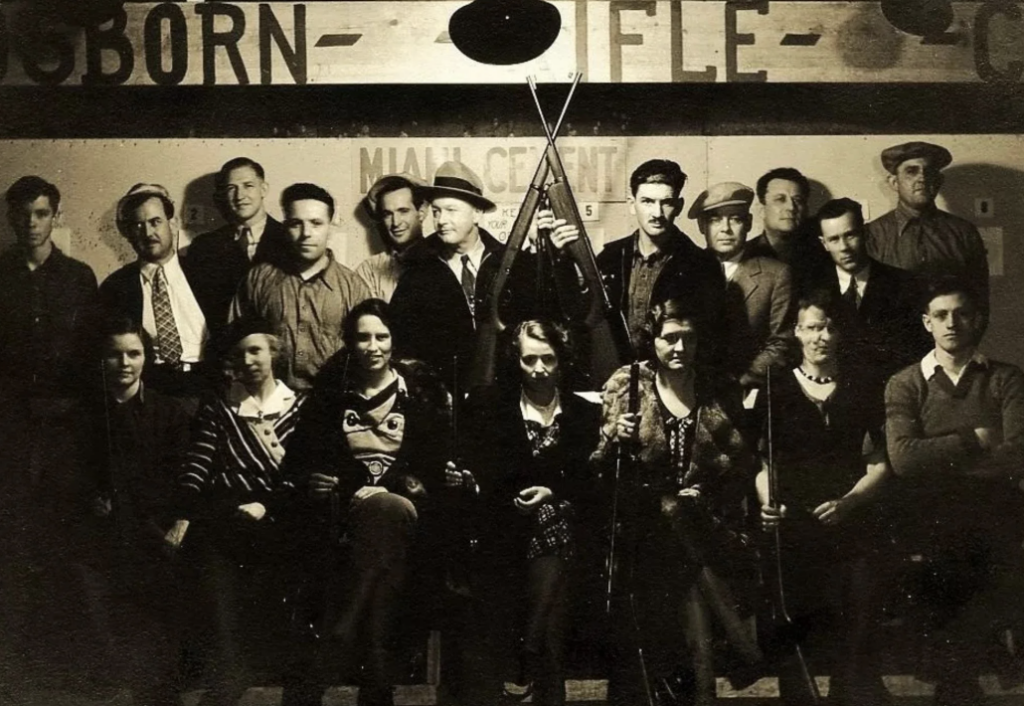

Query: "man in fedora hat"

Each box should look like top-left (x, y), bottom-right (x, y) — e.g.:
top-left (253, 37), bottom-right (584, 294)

top-left (390, 161), bottom-right (538, 387)
top-left (356, 173), bottom-right (430, 301)
top-left (866, 141), bottom-right (988, 310)
top-left (692, 181), bottom-right (795, 391)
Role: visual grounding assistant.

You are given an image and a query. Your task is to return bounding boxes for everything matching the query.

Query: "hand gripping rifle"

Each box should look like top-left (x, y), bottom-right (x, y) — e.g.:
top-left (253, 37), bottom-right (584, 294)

top-left (526, 75), bottom-right (633, 387)
top-left (466, 74), bottom-right (580, 391)
top-left (765, 368), bottom-right (821, 702)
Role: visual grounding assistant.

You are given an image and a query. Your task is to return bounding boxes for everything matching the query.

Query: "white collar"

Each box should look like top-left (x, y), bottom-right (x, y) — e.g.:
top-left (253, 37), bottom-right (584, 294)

top-left (920, 349), bottom-right (989, 382)
top-left (139, 252), bottom-right (182, 281)
top-left (228, 380), bottom-right (297, 419)
top-left (445, 235), bottom-right (485, 268)
top-left (520, 389), bottom-right (562, 427)
top-left (836, 262), bottom-right (870, 292)
top-left (236, 213), bottom-right (268, 240)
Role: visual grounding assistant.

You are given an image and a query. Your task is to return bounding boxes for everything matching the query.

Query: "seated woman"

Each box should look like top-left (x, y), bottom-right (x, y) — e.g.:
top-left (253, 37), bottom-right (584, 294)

top-left (592, 297), bottom-right (762, 706)
top-left (454, 320), bottom-right (600, 706)
top-left (757, 290), bottom-right (892, 706)
top-left (281, 297), bottom-right (452, 706)
top-left (164, 318), bottom-right (308, 706)
top-left (89, 315), bottom-right (191, 706)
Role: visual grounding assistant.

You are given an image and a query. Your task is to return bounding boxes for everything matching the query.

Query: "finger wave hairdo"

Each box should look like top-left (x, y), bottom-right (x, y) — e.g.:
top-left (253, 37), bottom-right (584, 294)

top-left (638, 297), bottom-right (703, 363)
top-left (507, 319), bottom-right (575, 387)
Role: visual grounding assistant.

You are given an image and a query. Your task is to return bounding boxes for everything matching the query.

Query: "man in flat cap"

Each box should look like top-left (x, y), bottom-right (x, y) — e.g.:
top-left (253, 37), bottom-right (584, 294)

top-left (356, 173), bottom-right (429, 301)
top-left (390, 161), bottom-right (538, 387)
top-left (866, 141), bottom-right (989, 311)
top-left (692, 181), bottom-right (795, 391)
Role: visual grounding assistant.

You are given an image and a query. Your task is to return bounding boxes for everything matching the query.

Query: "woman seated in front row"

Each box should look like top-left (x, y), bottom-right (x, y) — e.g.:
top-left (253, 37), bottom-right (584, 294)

top-left (281, 298), bottom-right (452, 706)
top-left (757, 290), bottom-right (892, 706)
top-left (593, 297), bottom-right (762, 706)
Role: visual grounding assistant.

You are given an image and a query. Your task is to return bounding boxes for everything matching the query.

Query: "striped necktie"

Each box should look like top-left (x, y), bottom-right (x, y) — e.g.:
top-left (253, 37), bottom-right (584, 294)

top-left (152, 265), bottom-right (183, 364)
top-left (461, 254), bottom-right (476, 313)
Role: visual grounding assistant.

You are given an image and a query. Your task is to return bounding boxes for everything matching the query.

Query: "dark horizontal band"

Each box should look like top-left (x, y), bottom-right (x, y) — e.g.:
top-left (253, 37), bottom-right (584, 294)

top-left (433, 175), bottom-right (482, 196)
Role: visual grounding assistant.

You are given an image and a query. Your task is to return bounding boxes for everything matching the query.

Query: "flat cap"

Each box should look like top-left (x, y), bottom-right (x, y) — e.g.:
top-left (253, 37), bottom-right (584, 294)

top-left (881, 141), bottom-right (952, 174)
top-left (364, 173), bottom-right (429, 216)
top-left (687, 181), bottom-right (754, 220)
top-left (426, 161), bottom-right (495, 212)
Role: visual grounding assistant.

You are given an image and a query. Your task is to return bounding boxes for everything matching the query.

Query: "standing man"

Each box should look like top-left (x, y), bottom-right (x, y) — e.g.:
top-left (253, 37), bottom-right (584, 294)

top-left (807, 198), bottom-right (925, 387)
top-left (866, 141), bottom-right (989, 311)
top-left (691, 181), bottom-right (794, 390)
top-left (746, 167), bottom-right (827, 284)
top-left (596, 159), bottom-right (724, 358)
top-left (100, 184), bottom-right (210, 402)
top-left (356, 173), bottom-right (429, 301)
top-left (232, 182), bottom-right (370, 390)
top-left (390, 161), bottom-right (535, 387)
top-left (886, 277), bottom-right (1023, 706)
top-left (187, 157), bottom-right (292, 338)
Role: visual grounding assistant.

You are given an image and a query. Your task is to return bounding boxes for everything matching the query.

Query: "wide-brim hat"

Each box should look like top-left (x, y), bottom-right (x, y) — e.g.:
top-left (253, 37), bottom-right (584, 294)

top-left (364, 173), bottom-right (429, 216)
top-left (425, 161), bottom-right (496, 212)
top-left (116, 183), bottom-right (174, 235)
top-left (881, 142), bottom-right (952, 174)
top-left (687, 181), bottom-right (754, 220)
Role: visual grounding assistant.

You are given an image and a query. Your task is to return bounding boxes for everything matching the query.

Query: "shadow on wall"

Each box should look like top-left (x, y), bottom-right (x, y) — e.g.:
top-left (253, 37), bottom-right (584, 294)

top-left (943, 163), bottom-right (1024, 368)
top-left (179, 172), bottom-right (224, 253)
top-left (806, 178), bottom-right (834, 223)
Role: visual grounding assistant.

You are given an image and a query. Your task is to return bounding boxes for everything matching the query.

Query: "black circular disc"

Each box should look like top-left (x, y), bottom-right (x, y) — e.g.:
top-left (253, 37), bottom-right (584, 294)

top-left (881, 0), bottom-right (954, 37)
top-left (450, 0), bottom-right (562, 65)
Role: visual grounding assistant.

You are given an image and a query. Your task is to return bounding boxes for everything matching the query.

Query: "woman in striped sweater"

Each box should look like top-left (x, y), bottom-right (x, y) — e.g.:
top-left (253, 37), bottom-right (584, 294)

top-left (164, 318), bottom-right (309, 706)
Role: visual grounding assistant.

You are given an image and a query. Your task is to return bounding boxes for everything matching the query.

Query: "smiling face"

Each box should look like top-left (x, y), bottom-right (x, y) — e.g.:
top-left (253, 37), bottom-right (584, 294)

top-left (222, 165), bottom-right (268, 225)
top-left (629, 182), bottom-right (682, 240)
top-left (795, 305), bottom-right (839, 368)
top-left (889, 157), bottom-right (943, 210)
top-left (284, 198), bottom-right (331, 265)
top-left (653, 318), bottom-right (698, 373)
top-left (518, 333), bottom-right (560, 396)
top-left (819, 211), bottom-right (868, 274)
top-left (353, 314), bottom-right (394, 374)
top-left (126, 196), bottom-right (176, 264)
top-left (379, 187), bottom-right (426, 250)
top-left (761, 178), bottom-right (808, 238)
top-left (102, 333), bottom-right (146, 393)
top-left (923, 292), bottom-right (981, 356)
top-left (9, 195), bottom-right (57, 250)
top-left (232, 333), bottom-right (275, 388)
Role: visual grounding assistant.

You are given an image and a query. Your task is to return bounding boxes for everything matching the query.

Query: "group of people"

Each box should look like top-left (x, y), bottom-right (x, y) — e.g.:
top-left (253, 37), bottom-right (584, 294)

top-left (0, 139), bottom-right (1019, 706)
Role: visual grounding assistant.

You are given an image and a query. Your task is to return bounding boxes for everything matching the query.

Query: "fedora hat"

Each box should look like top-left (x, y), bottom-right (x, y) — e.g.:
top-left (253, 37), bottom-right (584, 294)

top-left (880, 142), bottom-right (952, 174)
top-left (116, 183), bottom-right (174, 235)
top-left (426, 161), bottom-right (496, 212)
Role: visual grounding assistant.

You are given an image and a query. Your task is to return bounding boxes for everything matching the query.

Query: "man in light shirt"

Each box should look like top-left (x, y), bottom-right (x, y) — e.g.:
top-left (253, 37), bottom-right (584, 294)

top-left (356, 173), bottom-right (429, 301)
top-left (693, 181), bottom-right (794, 390)
top-left (100, 183), bottom-right (210, 403)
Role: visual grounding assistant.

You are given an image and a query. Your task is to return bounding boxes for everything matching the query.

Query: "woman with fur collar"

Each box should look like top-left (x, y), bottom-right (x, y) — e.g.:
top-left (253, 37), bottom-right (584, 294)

top-left (592, 297), bottom-right (762, 706)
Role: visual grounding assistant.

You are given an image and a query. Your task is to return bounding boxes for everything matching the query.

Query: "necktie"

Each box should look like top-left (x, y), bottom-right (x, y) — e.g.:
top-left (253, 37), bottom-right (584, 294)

top-left (842, 275), bottom-right (859, 311)
top-left (152, 266), bottom-right (183, 364)
top-left (240, 226), bottom-right (254, 260)
top-left (461, 254), bottom-right (476, 312)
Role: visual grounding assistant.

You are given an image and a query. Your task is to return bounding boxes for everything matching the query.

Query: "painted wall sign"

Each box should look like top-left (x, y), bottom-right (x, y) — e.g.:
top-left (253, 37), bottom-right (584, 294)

top-left (0, 2), bottom-right (1021, 85)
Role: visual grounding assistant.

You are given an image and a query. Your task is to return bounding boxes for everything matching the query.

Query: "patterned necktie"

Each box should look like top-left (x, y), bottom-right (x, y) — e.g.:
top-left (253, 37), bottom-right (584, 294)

top-left (240, 226), bottom-right (254, 260)
top-left (152, 266), bottom-right (183, 364)
top-left (461, 254), bottom-right (476, 312)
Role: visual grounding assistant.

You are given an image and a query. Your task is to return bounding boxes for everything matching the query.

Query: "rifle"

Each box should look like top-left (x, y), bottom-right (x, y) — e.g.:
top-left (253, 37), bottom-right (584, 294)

top-left (765, 368), bottom-right (820, 702)
top-left (466, 74), bottom-right (580, 391)
top-left (527, 75), bottom-right (633, 387)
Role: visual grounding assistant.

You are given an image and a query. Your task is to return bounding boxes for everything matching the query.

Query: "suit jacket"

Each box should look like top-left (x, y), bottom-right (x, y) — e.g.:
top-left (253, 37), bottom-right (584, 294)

top-left (802, 257), bottom-right (927, 389)
top-left (185, 216), bottom-right (292, 339)
top-left (721, 251), bottom-right (796, 386)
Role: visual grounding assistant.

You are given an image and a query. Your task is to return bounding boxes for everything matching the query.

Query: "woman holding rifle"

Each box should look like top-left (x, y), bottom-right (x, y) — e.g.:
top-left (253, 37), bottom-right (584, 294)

top-left (757, 290), bottom-right (892, 706)
top-left (593, 297), bottom-right (761, 706)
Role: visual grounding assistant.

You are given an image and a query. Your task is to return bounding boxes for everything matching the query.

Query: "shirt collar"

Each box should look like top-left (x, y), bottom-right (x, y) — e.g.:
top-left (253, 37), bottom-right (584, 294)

top-left (835, 261), bottom-right (871, 292)
top-left (632, 229), bottom-right (677, 264)
top-left (228, 379), bottom-right (297, 419)
top-left (296, 250), bottom-right (334, 287)
top-left (920, 349), bottom-right (989, 380)
top-left (235, 213), bottom-right (268, 242)
top-left (895, 201), bottom-right (938, 234)
top-left (520, 389), bottom-right (562, 427)
top-left (444, 235), bottom-right (486, 269)
top-left (139, 252), bottom-right (182, 282)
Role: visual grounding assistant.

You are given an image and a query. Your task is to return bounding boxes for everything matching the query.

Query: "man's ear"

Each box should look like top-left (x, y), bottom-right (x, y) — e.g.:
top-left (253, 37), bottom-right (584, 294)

top-left (260, 180), bottom-right (270, 198)
top-left (473, 208), bottom-right (483, 226)
top-left (886, 173), bottom-right (899, 193)
top-left (627, 195), bottom-right (636, 216)
top-left (922, 312), bottom-right (933, 333)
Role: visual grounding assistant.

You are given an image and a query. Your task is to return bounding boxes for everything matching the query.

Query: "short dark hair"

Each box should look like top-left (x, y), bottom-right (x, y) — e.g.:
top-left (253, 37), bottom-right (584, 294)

top-left (282, 182), bottom-right (335, 220)
top-left (796, 288), bottom-right (843, 328)
top-left (342, 298), bottom-right (394, 352)
top-left (373, 176), bottom-right (426, 217)
top-left (638, 297), bottom-right (702, 362)
top-left (6, 176), bottom-right (61, 212)
top-left (755, 167), bottom-right (810, 204)
top-left (921, 275), bottom-right (980, 314)
top-left (97, 314), bottom-right (154, 367)
top-left (816, 197), bottom-right (864, 231)
top-left (216, 157), bottom-right (266, 190)
top-left (507, 319), bottom-right (575, 388)
top-left (629, 160), bottom-right (687, 198)
top-left (120, 191), bottom-right (175, 224)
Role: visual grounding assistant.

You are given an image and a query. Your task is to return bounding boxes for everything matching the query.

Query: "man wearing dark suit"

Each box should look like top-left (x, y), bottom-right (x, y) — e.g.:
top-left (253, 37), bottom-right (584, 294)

top-left (100, 184), bottom-right (211, 402)
top-left (595, 159), bottom-right (725, 361)
top-left (806, 198), bottom-right (925, 389)
top-left (692, 181), bottom-right (795, 390)
top-left (186, 157), bottom-right (292, 340)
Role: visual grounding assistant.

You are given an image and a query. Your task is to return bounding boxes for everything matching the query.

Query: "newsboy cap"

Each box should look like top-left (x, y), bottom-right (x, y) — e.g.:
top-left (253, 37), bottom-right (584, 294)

top-left (116, 183), bottom-right (174, 235)
top-left (426, 161), bottom-right (495, 212)
top-left (687, 181), bottom-right (754, 220)
top-left (364, 173), bottom-right (429, 216)
top-left (880, 142), bottom-right (952, 174)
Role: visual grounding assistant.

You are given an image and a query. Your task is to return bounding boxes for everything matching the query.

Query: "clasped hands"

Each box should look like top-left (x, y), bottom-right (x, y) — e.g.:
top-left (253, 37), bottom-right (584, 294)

top-left (760, 498), bottom-right (847, 531)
